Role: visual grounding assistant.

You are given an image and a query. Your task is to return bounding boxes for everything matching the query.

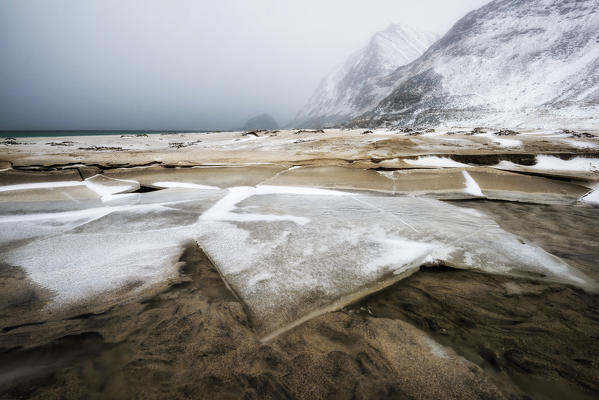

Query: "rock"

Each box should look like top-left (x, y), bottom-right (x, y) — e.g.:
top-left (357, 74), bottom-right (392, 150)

top-left (242, 114), bottom-right (279, 130)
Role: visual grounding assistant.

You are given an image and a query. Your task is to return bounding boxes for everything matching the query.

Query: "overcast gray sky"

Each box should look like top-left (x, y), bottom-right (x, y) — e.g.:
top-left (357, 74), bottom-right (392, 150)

top-left (0, 0), bottom-right (489, 131)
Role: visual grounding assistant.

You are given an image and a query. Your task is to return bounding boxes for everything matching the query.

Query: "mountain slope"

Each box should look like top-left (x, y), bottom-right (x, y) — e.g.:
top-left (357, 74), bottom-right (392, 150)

top-left (353, 0), bottom-right (599, 129)
top-left (292, 24), bottom-right (439, 128)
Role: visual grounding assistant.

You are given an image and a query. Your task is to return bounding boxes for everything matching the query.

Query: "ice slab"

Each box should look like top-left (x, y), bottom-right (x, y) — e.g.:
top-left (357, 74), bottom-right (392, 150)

top-left (103, 165), bottom-right (286, 188)
top-left (2, 183), bottom-right (594, 339)
top-left (0, 174), bottom-right (139, 203)
top-left (264, 166), bottom-right (488, 200)
top-left (262, 166), bottom-right (395, 193)
top-left (0, 185), bottom-right (100, 203)
top-left (83, 174), bottom-right (140, 201)
top-left (1, 188), bottom-right (227, 306)
top-left (384, 169), bottom-right (479, 199)
top-left (0, 181), bottom-right (84, 192)
top-left (196, 187), bottom-right (594, 339)
top-left (0, 169), bottom-right (82, 186)
top-left (152, 181), bottom-right (220, 190)
top-left (467, 168), bottom-right (590, 204)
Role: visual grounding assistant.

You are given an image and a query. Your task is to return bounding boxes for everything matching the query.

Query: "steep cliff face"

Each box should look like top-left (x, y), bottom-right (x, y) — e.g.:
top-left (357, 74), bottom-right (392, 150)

top-left (354, 0), bottom-right (599, 128)
top-left (292, 24), bottom-right (439, 128)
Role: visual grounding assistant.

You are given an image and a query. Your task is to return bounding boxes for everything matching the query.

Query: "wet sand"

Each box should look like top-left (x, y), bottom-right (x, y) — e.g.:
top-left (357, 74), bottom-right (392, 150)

top-left (353, 266), bottom-right (599, 400)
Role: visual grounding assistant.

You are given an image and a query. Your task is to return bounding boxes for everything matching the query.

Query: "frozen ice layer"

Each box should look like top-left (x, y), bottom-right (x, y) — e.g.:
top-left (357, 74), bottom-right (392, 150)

top-left (0, 169), bottom-right (82, 186)
top-left (83, 174), bottom-right (140, 201)
top-left (102, 165), bottom-right (286, 188)
top-left (467, 168), bottom-right (590, 204)
top-left (262, 166), bottom-right (395, 193)
top-left (1, 182), bottom-right (595, 339)
top-left (383, 169), bottom-right (482, 199)
top-left (1, 188), bottom-right (227, 306)
top-left (3, 228), bottom-right (194, 305)
top-left (0, 181), bottom-right (84, 192)
top-left (196, 188), bottom-right (594, 339)
top-left (152, 181), bottom-right (220, 190)
top-left (0, 174), bottom-right (140, 203)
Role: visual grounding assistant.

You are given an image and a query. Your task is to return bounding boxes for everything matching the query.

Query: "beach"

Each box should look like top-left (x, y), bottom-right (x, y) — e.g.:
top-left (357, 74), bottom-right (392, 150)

top-left (1, 128), bottom-right (598, 399)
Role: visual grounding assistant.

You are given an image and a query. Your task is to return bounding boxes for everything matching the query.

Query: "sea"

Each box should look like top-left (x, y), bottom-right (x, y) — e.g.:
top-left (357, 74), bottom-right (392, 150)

top-left (0, 130), bottom-right (218, 138)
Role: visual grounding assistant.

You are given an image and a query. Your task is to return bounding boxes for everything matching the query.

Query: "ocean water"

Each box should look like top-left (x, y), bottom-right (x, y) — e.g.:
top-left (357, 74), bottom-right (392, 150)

top-left (0, 130), bottom-right (216, 138)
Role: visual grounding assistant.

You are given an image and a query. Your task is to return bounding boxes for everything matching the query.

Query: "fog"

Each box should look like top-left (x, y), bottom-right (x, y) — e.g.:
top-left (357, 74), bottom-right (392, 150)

top-left (0, 0), bottom-right (489, 131)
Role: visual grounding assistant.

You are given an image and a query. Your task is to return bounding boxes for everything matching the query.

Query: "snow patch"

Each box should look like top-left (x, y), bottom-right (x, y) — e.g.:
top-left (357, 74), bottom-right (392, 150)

top-left (581, 184), bottom-right (599, 205)
top-left (533, 156), bottom-right (599, 172)
top-left (404, 156), bottom-right (469, 168)
top-left (563, 140), bottom-right (598, 149)
top-left (461, 171), bottom-right (484, 197)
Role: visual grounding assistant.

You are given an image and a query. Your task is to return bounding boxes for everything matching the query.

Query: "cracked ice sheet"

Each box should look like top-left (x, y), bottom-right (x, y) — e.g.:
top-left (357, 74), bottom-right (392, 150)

top-left (0, 188), bottom-right (227, 306)
top-left (196, 188), bottom-right (594, 339)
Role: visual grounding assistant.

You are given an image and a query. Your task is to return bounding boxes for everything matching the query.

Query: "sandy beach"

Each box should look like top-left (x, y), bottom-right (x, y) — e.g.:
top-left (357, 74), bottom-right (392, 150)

top-left (1, 128), bottom-right (598, 399)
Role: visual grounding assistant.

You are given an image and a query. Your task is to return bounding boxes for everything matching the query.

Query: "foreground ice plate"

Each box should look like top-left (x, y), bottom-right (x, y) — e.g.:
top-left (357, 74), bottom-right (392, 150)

top-left (196, 186), bottom-right (593, 339)
top-left (0, 184), bottom-right (594, 340)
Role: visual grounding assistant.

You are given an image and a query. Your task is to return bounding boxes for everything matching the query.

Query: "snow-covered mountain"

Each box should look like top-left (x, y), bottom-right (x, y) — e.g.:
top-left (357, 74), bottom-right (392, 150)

top-left (353, 0), bottom-right (599, 129)
top-left (291, 24), bottom-right (439, 128)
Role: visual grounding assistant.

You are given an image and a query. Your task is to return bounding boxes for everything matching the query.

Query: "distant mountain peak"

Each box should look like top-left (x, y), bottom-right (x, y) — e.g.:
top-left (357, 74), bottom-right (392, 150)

top-left (291, 23), bottom-right (439, 128)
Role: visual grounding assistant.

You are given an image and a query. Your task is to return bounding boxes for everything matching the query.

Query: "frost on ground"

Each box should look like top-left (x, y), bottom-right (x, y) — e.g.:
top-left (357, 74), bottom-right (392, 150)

top-left (0, 183), bottom-right (594, 339)
top-left (404, 156), bottom-right (469, 168)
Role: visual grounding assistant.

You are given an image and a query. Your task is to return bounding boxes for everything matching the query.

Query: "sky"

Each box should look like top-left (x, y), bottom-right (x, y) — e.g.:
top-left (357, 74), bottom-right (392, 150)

top-left (0, 0), bottom-right (490, 131)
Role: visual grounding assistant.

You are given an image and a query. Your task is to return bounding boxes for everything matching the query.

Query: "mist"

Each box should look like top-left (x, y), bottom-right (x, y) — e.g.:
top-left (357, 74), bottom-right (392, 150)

top-left (0, 0), bottom-right (489, 131)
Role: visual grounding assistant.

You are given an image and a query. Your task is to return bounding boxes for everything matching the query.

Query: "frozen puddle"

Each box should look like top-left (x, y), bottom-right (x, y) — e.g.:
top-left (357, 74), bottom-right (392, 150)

top-left (0, 185), bottom-right (594, 339)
